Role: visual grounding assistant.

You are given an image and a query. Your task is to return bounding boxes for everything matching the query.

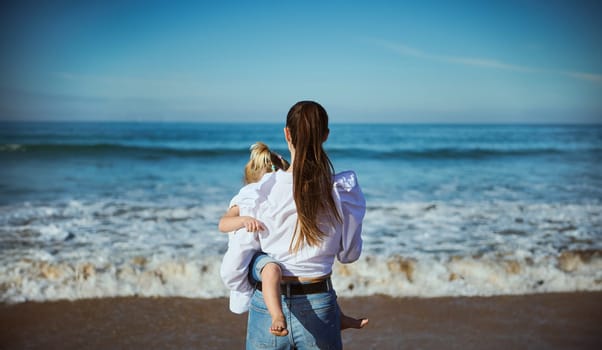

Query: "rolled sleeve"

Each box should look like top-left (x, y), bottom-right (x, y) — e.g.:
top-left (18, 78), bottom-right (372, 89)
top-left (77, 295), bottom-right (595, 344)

top-left (334, 171), bottom-right (366, 263)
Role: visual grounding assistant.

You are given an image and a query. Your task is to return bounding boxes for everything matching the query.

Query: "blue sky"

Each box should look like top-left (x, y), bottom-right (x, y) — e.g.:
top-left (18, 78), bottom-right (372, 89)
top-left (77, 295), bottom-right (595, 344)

top-left (1, 0), bottom-right (601, 123)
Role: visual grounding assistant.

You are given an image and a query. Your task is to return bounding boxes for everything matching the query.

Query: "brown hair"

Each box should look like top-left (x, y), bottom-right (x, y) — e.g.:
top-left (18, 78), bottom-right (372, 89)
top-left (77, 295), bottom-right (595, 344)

top-left (244, 142), bottom-right (290, 184)
top-left (286, 101), bottom-right (341, 252)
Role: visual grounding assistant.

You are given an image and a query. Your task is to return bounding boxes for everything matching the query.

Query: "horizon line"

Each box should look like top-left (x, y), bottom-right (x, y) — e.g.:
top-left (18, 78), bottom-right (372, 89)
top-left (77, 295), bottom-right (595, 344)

top-left (1, 119), bottom-right (600, 126)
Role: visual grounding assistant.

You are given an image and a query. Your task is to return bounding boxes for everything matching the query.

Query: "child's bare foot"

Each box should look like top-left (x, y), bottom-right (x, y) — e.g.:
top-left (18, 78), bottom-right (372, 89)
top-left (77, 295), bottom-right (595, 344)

top-left (270, 315), bottom-right (288, 336)
top-left (341, 314), bottom-right (369, 330)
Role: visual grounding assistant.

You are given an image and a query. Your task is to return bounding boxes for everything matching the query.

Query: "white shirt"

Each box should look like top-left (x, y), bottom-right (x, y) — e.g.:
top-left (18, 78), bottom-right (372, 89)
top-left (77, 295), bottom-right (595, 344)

top-left (220, 170), bottom-right (365, 313)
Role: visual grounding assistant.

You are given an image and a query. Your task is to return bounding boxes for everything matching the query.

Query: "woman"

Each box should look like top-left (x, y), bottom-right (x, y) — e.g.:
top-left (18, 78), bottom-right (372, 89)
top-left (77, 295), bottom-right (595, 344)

top-left (221, 101), bottom-right (366, 349)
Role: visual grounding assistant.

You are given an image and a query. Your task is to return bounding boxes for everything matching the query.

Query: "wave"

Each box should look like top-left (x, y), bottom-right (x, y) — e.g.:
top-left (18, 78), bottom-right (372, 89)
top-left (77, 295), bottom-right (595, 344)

top-left (0, 143), bottom-right (248, 159)
top-left (2, 251), bottom-right (601, 303)
top-left (330, 147), bottom-right (580, 159)
top-left (331, 251), bottom-right (602, 297)
top-left (1, 198), bottom-right (600, 303)
top-left (1, 142), bottom-right (596, 160)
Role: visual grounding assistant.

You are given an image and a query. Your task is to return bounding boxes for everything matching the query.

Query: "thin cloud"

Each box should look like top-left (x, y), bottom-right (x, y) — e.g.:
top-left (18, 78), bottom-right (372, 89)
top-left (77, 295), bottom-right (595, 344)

top-left (374, 39), bottom-right (601, 83)
top-left (440, 56), bottom-right (536, 73)
top-left (562, 71), bottom-right (602, 83)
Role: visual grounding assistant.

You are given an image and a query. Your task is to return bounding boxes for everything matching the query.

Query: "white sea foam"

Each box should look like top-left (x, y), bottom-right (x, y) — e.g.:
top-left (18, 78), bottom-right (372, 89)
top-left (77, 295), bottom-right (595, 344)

top-left (331, 252), bottom-right (602, 297)
top-left (1, 251), bottom-right (601, 303)
top-left (0, 144), bottom-right (23, 152)
top-left (1, 199), bottom-right (601, 303)
top-left (360, 200), bottom-right (602, 259)
top-left (1, 256), bottom-right (228, 303)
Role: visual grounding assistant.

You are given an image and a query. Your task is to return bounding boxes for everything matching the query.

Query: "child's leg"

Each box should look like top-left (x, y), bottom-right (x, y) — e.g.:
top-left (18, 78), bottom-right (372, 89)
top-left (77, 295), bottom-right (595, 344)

top-left (261, 263), bottom-right (288, 336)
top-left (338, 303), bottom-right (369, 330)
top-left (250, 253), bottom-right (288, 337)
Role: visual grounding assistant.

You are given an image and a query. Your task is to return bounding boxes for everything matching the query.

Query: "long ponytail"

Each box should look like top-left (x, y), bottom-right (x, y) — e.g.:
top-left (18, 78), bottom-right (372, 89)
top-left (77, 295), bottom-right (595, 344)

top-left (286, 101), bottom-right (341, 252)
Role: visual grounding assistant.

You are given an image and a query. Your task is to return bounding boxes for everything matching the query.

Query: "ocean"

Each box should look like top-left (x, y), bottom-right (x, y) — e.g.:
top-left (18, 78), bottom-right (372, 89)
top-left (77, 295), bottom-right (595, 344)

top-left (1, 122), bottom-right (601, 303)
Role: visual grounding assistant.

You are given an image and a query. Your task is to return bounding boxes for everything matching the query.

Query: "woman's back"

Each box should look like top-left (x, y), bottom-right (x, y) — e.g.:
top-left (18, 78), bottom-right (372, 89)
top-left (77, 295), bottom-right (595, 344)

top-left (235, 169), bottom-right (364, 278)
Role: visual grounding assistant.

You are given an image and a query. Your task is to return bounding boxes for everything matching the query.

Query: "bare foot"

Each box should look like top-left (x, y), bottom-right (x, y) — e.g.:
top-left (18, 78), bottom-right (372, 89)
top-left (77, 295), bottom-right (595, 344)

top-left (270, 315), bottom-right (288, 336)
top-left (341, 314), bottom-right (369, 330)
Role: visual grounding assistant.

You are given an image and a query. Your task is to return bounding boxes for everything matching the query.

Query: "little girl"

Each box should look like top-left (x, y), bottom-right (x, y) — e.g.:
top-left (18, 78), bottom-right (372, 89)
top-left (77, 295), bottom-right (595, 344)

top-left (219, 142), bottom-right (368, 337)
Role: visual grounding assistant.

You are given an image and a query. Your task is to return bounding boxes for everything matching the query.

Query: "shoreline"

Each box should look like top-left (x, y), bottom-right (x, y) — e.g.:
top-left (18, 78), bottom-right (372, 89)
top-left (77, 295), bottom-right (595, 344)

top-left (1, 292), bottom-right (601, 349)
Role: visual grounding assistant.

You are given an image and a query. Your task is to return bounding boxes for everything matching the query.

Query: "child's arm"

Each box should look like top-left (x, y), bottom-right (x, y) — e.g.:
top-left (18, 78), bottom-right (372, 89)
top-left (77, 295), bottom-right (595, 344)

top-left (218, 205), bottom-right (266, 233)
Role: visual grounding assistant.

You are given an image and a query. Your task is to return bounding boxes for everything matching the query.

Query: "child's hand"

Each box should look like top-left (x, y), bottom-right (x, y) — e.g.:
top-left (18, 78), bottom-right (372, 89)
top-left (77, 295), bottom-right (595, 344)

top-left (242, 216), bottom-right (265, 232)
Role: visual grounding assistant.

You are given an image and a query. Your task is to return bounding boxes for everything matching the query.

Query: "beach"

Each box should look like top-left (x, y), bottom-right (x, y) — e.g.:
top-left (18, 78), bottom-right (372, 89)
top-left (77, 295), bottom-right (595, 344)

top-left (3, 1), bottom-right (602, 346)
top-left (2, 123), bottom-right (601, 303)
top-left (2, 292), bottom-right (601, 350)
top-left (1, 123), bottom-right (601, 349)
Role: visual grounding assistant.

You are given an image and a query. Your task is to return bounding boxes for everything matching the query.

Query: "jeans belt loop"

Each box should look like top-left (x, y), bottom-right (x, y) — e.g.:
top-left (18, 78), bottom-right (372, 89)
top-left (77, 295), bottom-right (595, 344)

top-left (286, 283), bottom-right (291, 298)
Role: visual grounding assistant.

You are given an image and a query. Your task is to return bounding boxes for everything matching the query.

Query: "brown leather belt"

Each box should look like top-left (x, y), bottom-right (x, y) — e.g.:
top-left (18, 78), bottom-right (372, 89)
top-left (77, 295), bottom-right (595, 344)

top-left (255, 278), bottom-right (332, 296)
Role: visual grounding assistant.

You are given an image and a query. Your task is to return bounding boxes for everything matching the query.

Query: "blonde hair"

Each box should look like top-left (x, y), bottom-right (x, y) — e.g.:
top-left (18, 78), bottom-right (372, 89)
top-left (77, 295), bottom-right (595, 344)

top-left (244, 142), bottom-right (290, 184)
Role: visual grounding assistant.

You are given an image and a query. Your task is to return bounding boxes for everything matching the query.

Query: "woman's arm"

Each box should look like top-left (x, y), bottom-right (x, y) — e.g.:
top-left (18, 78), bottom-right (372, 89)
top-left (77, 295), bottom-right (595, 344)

top-left (334, 171), bottom-right (366, 263)
top-left (218, 205), bottom-right (265, 233)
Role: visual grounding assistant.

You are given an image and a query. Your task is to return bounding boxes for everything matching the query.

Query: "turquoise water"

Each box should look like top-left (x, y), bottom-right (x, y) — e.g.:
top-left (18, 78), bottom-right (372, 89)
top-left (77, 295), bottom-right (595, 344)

top-left (1, 122), bottom-right (601, 301)
top-left (2, 122), bottom-right (600, 204)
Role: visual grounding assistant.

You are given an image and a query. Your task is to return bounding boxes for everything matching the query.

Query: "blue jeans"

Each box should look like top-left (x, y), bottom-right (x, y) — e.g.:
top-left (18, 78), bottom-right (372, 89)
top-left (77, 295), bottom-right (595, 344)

top-left (246, 289), bottom-right (342, 350)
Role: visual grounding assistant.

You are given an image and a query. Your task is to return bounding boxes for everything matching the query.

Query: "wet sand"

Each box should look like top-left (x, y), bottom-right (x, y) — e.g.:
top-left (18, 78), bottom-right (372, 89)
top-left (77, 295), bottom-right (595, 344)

top-left (1, 292), bottom-right (601, 349)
